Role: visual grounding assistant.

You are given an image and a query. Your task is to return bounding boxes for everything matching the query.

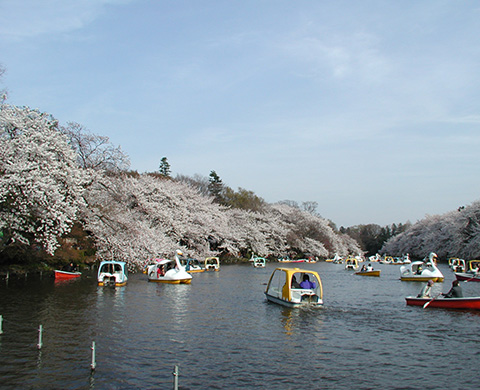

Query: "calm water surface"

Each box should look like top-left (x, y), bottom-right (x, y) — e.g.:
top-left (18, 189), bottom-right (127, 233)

top-left (0, 262), bottom-right (479, 389)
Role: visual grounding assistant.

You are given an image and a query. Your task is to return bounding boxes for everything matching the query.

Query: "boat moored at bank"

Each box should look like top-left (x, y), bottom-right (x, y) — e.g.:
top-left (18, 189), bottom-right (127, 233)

top-left (265, 267), bottom-right (323, 308)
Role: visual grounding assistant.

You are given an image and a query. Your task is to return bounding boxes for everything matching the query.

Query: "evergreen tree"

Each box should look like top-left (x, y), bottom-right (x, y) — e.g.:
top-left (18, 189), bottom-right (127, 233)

top-left (159, 157), bottom-right (171, 177)
top-left (208, 170), bottom-right (224, 203)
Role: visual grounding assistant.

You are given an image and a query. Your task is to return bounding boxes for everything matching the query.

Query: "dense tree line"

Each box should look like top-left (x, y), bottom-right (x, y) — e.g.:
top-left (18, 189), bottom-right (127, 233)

top-left (380, 204), bottom-right (480, 260)
top-left (340, 222), bottom-right (411, 257)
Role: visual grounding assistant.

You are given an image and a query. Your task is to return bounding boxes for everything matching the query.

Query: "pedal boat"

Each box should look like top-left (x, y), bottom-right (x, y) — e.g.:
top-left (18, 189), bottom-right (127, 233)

top-left (400, 252), bottom-right (444, 282)
top-left (146, 250), bottom-right (192, 284)
top-left (180, 258), bottom-right (205, 273)
top-left (205, 257), bottom-right (220, 271)
top-left (265, 267), bottom-right (323, 308)
top-left (251, 254), bottom-right (266, 268)
top-left (405, 296), bottom-right (480, 310)
top-left (345, 257), bottom-right (359, 270)
top-left (97, 261), bottom-right (128, 287)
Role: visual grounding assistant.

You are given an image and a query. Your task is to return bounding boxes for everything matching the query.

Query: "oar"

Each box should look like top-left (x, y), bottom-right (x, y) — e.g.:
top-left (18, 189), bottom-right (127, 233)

top-left (462, 274), bottom-right (480, 283)
top-left (423, 293), bottom-right (442, 309)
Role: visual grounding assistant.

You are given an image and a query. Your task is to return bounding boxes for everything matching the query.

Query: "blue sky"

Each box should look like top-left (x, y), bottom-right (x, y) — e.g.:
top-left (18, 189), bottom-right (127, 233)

top-left (1, 0), bottom-right (480, 227)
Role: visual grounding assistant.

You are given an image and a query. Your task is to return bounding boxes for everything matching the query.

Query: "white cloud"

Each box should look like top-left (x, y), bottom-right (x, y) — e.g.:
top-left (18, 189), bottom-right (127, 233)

top-left (0, 0), bottom-right (131, 39)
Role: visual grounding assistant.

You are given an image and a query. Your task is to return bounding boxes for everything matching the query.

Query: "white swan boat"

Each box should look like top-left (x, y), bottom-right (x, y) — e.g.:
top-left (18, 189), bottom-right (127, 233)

top-left (146, 250), bottom-right (192, 284)
top-left (400, 252), bottom-right (444, 282)
top-left (97, 261), bottom-right (128, 287)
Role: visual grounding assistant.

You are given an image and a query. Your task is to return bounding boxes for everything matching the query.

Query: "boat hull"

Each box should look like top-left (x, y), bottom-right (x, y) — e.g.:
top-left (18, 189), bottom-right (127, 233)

top-left (401, 276), bottom-right (444, 282)
top-left (455, 272), bottom-right (480, 282)
top-left (148, 278), bottom-right (192, 284)
top-left (98, 281), bottom-right (127, 287)
top-left (265, 293), bottom-right (323, 308)
top-left (54, 270), bottom-right (81, 280)
top-left (355, 270), bottom-right (380, 277)
top-left (405, 296), bottom-right (480, 310)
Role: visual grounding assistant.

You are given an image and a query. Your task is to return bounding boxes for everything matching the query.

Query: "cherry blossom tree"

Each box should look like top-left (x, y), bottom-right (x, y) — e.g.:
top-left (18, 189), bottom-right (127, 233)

top-left (381, 201), bottom-right (480, 260)
top-left (61, 122), bottom-right (130, 172)
top-left (0, 104), bottom-right (87, 254)
top-left (82, 172), bottom-right (362, 269)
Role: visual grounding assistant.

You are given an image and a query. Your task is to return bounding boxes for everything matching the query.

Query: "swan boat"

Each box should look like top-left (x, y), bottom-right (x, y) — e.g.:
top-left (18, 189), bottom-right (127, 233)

top-left (265, 267), bottom-right (323, 308)
top-left (97, 261), bottom-right (128, 287)
top-left (146, 250), bottom-right (192, 284)
top-left (205, 257), bottom-right (220, 271)
top-left (399, 252), bottom-right (444, 282)
top-left (405, 296), bottom-right (480, 310)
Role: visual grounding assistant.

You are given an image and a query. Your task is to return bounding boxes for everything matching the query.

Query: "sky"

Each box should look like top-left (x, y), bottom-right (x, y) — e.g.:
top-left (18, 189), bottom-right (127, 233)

top-left (1, 0), bottom-right (480, 227)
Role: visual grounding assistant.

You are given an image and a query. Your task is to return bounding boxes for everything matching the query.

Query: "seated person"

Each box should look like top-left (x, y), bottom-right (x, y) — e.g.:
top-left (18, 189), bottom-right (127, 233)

top-left (300, 274), bottom-right (316, 289)
top-left (442, 280), bottom-right (463, 298)
top-left (417, 280), bottom-right (434, 298)
top-left (291, 276), bottom-right (301, 288)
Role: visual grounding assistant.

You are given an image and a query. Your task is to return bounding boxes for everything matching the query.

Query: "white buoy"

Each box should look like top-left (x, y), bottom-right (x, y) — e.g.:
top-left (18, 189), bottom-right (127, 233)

top-left (37, 325), bottom-right (43, 349)
top-left (90, 341), bottom-right (96, 370)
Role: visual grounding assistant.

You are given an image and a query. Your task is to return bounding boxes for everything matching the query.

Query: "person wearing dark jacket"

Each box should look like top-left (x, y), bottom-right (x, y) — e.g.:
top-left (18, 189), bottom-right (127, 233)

top-left (442, 280), bottom-right (463, 298)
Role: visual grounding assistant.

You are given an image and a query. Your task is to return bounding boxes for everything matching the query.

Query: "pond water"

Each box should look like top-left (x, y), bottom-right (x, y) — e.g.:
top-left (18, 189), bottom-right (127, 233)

top-left (0, 261), bottom-right (479, 389)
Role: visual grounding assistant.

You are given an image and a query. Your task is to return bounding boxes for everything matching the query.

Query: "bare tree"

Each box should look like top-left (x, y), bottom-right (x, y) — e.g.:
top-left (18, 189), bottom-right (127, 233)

top-left (61, 122), bottom-right (130, 172)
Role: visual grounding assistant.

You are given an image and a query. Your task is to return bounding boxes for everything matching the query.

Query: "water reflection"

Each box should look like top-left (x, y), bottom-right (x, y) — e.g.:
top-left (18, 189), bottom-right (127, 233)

top-left (1, 263), bottom-right (480, 389)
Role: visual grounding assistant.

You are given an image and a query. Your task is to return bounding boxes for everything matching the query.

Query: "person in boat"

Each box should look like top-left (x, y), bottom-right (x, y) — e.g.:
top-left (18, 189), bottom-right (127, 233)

top-left (366, 263), bottom-right (373, 271)
top-left (300, 274), bottom-right (316, 289)
top-left (156, 264), bottom-right (165, 278)
top-left (64, 262), bottom-right (76, 272)
top-left (416, 264), bottom-right (424, 275)
top-left (442, 280), bottom-right (463, 298)
top-left (360, 264), bottom-right (367, 272)
top-left (291, 275), bottom-right (301, 288)
top-left (417, 280), bottom-right (434, 298)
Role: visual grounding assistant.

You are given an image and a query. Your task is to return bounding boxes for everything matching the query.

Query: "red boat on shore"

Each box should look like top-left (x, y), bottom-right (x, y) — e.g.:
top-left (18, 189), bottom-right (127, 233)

top-left (54, 270), bottom-right (82, 280)
top-left (405, 296), bottom-right (480, 310)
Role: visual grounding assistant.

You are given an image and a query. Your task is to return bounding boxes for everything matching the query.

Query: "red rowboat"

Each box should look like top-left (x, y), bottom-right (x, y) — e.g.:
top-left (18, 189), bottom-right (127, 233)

top-left (455, 272), bottom-right (480, 282)
top-left (54, 270), bottom-right (81, 280)
top-left (405, 296), bottom-right (480, 310)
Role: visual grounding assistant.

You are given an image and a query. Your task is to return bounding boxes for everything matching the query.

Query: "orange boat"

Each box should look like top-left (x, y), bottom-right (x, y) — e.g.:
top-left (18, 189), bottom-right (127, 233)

top-left (54, 270), bottom-right (81, 280)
